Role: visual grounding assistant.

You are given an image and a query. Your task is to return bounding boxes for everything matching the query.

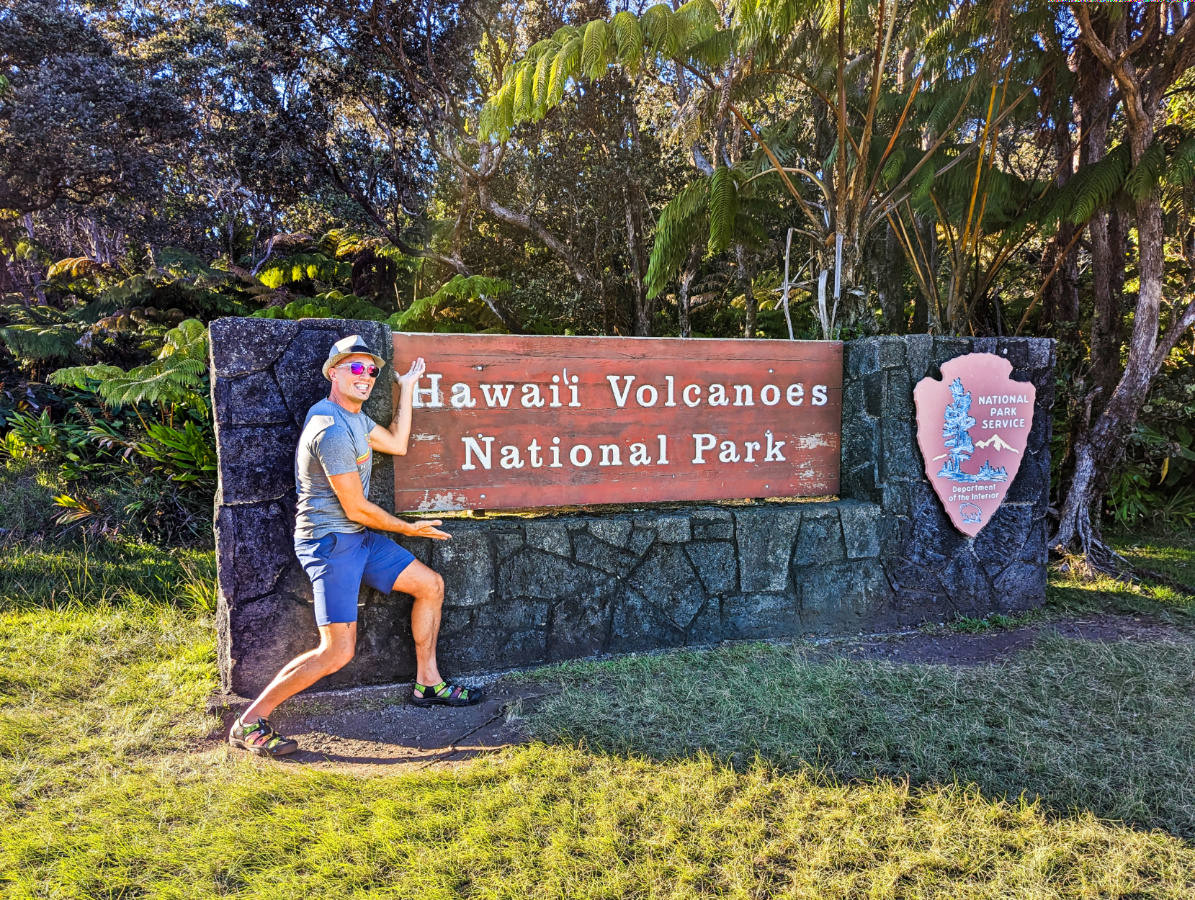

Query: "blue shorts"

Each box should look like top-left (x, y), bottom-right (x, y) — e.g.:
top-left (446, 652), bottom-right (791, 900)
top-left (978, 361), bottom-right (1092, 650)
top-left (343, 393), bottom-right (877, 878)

top-left (293, 530), bottom-right (415, 626)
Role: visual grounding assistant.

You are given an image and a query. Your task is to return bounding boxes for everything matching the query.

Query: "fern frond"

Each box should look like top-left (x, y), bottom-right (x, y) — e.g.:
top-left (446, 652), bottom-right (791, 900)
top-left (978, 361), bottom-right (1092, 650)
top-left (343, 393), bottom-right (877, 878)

top-left (646, 176), bottom-right (711, 297)
top-left (641, 4), bottom-right (675, 53)
top-left (1166, 136), bottom-right (1195, 188)
top-left (707, 166), bottom-right (739, 252)
top-left (1067, 144), bottom-right (1130, 224)
top-left (46, 257), bottom-right (100, 281)
top-left (1125, 140), bottom-right (1167, 202)
top-left (611, 11), bottom-right (644, 72)
top-left (581, 19), bottom-right (611, 80)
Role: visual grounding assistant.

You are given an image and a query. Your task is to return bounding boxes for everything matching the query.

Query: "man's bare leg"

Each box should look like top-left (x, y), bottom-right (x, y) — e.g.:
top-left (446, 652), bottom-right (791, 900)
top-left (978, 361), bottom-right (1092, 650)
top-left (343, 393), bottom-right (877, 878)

top-left (240, 622), bottom-right (357, 722)
top-left (392, 560), bottom-right (445, 687)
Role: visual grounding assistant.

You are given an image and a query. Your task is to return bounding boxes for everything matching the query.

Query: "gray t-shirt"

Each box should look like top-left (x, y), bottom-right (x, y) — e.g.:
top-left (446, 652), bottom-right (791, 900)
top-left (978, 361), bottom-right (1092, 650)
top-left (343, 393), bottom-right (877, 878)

top-left (294, 399), bottom-right (375, 539)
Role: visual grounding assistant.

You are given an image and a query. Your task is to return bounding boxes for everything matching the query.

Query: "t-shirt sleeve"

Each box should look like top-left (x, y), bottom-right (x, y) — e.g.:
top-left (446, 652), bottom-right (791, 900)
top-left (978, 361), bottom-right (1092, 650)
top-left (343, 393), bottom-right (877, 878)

top-left (311, 424), bottom-right (359, 477)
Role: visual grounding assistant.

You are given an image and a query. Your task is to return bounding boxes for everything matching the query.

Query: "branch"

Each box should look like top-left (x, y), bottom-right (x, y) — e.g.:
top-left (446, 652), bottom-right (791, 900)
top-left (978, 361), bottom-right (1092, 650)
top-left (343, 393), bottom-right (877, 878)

top-left (1153, 293), bottom-right (1195, 369)
top-left (474, 181), bottom-right (603, 298)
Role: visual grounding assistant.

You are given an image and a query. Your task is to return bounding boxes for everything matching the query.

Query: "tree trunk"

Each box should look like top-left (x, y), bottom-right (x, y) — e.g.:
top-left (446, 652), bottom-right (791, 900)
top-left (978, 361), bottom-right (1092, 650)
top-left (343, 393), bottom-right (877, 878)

top-left (872, 222), bottom-right (906, 333)
top-left (677, 244), bottom-right (702, 338)
top-left (1088, 207), bottom-right (1126, 409)
top-left (736, 243), bottom-right (757, 338)
top-left (1054, 178), bottom-right (1167, 557)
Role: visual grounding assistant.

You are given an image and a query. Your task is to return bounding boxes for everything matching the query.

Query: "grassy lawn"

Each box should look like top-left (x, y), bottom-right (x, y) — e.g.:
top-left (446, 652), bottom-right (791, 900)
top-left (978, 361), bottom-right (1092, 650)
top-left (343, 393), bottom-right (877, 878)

top-left (2, 532), bottom-right (1195, 897)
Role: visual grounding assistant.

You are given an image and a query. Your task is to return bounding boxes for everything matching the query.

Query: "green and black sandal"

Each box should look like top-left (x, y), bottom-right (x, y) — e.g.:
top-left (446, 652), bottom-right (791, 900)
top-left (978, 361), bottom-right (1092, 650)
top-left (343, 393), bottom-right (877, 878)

top-left (411, 681), bottom-right (485, 708)
top-left (228, 716), bottom-right (298, 757)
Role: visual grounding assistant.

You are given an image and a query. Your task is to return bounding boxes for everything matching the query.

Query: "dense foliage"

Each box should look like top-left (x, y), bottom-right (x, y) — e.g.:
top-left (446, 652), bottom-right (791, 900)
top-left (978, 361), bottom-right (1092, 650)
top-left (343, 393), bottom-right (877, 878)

top-left (1, 0), bottom-right (1193, 556)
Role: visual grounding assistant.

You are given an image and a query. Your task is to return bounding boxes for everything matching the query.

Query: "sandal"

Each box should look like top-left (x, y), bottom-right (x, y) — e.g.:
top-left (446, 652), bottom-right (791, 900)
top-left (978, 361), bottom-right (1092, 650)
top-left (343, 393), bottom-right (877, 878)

top-left (411, 681), bottom-right (484, 708)
top-left (229, 716), bottom-right (298, 757)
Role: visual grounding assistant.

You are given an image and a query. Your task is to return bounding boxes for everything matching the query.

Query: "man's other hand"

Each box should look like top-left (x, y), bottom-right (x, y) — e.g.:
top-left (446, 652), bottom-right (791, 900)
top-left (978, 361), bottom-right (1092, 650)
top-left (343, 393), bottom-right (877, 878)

top-left (396, 357), bottom-right (426, 388)
top-left (407, 519), bottom-right (450, 540)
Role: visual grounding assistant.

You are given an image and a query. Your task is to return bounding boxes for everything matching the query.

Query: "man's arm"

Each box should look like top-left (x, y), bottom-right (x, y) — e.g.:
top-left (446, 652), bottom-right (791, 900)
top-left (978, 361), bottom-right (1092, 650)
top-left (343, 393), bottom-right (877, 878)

top-left (368, 356), bottom-right (425, 457)
top-left (327, 471), bottom-right (450, 539)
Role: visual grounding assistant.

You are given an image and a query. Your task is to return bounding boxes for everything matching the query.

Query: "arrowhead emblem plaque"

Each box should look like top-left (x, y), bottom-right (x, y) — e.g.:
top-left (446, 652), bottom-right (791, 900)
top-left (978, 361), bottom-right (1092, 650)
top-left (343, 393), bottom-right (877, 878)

top-left (913, 353), bottom-right (1035, 537)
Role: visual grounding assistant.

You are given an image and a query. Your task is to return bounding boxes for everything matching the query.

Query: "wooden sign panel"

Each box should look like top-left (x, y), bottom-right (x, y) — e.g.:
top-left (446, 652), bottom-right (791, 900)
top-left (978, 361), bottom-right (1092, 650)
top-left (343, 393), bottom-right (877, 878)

top-left (392, 333), bottom-right (842, 512)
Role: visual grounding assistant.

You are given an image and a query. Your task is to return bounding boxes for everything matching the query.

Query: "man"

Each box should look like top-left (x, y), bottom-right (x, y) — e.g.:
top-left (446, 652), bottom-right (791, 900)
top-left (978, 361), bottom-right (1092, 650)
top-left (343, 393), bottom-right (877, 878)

top-left (230, 334), bottom-right (482, 758)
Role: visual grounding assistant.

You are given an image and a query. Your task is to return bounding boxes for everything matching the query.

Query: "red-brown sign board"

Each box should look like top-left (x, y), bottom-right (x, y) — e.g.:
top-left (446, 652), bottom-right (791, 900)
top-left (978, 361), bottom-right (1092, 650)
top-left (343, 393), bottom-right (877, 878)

top-left (392, 333), bottom-right (842, 512)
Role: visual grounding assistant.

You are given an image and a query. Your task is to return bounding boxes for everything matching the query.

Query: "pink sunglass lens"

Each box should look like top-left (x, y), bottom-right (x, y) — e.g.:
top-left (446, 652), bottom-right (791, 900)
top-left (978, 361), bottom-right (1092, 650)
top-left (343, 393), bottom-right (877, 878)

top-left (349, 362), bottom-right (380, 377)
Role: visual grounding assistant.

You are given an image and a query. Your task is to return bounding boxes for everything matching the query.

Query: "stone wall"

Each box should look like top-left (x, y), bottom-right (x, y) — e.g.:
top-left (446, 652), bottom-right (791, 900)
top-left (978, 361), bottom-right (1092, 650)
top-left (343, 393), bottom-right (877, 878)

top-left (210, 319), bottom-right (1054, 696)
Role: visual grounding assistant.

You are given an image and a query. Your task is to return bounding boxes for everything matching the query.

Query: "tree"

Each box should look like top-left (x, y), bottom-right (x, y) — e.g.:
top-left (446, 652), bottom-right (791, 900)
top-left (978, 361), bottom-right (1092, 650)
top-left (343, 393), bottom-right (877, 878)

top-left (0, 1), bottom-right (190, 300)
top-left (484, 0), bottom-right (1036, 335)
top-left (1052, 2), bottom-right (1195, 563)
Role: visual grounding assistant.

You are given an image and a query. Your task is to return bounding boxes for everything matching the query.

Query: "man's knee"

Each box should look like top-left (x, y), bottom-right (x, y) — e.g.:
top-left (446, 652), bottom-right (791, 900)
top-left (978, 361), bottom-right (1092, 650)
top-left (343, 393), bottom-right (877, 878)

top-left (317, 625), bottom-right (356, 670)
top-left (427, 570), bottom-right (444, 602)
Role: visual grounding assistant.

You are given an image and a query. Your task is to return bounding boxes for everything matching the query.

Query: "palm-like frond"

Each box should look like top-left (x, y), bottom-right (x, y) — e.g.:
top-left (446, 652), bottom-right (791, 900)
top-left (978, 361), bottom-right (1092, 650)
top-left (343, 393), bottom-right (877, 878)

top-left (50, 319), bottom-right (210, 412)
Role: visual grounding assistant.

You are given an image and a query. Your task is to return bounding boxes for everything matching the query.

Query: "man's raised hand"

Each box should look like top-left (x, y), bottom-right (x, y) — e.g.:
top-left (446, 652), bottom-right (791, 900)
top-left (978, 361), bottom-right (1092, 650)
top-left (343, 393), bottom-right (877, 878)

top-left (395, 357), bottom-right (426, 389)
top-left (406, 518), bottom-right (450, 540)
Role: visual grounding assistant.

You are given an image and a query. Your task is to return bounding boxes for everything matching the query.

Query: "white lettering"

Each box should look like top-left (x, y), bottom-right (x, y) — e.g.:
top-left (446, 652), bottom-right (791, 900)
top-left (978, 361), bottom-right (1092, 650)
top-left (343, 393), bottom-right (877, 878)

top-left (500, 445), bottom-right (524, 469)
top-left (664, 375), bottom-right (677, 407)
top-left (412, 373), bottom-right (443, 408)
top-left (521, 384), bottom-right (545, 408)
top-left (636, 384), bottom-right (658, 407)
top-left (708, 384), bottom-right (729, 406)
top-left (570, 444), bottom-right (592, 467)
top-left (529, 439), bottom-right (544, 468)
top-left (449, 382), bottom-right (476, 409)
top-left (683, 384), bottom-right (702, 407)
top-left (787, 383), bottom-right (804, 406)
top-left (549, 377), bottom-right (562, 408)
top-left (480, 383), bottom-right (514, 407)
top-left (765, 430), bottom-right (786, 461)
top-left (812, 384), bottom-right (828, 406)
top-left (733, 385), bottom-right (754, 406)
top-left (629, 443), bottom-right (651, 466)
top-left (607, 375), bottom-right (634, 408)
top-left (657, 434), bottom-right (669, 465)
top-left (693, 433), bottom-right (717, 463)
top-left (744, 441), bottom-right (760, 462)
top-left (550, 437), bottom-right (562, 468)
top-left (599, 444), bottom-right (621, 466)
top-left (760, 385), bottom-right (780, 406)
top-left (461, 435), bottom-right (494, 470)
top-left (719, 441), bottom-right (741, 462)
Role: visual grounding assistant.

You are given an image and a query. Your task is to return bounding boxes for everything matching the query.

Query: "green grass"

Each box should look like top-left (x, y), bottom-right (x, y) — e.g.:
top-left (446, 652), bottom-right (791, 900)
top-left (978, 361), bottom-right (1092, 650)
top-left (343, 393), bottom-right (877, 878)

top-left (0, 537), bottom-right (215, 609)
top-left (3, 529), bottom-right (1195, 897)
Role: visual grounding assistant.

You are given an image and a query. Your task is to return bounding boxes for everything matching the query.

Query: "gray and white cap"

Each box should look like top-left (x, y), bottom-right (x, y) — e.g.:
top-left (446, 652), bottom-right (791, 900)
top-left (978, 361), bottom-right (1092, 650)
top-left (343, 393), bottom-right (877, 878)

top-left (321, 335), bottom-right (388, 381)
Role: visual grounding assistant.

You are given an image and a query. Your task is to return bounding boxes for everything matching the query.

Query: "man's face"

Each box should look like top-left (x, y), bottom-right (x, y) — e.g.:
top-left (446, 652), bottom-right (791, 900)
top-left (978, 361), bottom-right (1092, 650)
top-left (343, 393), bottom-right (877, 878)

top-left (330, 353), bottom-right (379, 402)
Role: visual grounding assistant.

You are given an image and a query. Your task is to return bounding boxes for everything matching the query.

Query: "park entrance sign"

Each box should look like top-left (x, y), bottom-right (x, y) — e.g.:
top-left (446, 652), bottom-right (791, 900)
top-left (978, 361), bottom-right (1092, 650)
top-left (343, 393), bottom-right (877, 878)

top-left (208, 317), bottom-right (1054, 696)
top-left (392, 333), bottom-right (842, 512)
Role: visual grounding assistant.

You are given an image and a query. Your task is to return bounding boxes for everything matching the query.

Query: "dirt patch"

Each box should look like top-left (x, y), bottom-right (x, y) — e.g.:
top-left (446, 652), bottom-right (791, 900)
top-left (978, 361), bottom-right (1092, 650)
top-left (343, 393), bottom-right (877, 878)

top-left (210, 614), bottom-right (1193, 774)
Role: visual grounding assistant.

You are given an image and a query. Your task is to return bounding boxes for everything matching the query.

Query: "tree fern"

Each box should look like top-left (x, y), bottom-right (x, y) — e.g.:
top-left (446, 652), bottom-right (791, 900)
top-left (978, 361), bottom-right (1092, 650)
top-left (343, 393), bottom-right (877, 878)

top-left (257, 253), bottom-right (352, 290)
top-left (0, 304), bottom-right (86, 362)
top-left (391, 275), bottom-right (510, 331)
top-left (251, 291), bottom-right (389, 323)
top-left (50, 319), bottom-right (210, 412)
top-left (611, 11), bottom-right (644, 73)
top-left (1165, 136), bottom-right (1195, 187)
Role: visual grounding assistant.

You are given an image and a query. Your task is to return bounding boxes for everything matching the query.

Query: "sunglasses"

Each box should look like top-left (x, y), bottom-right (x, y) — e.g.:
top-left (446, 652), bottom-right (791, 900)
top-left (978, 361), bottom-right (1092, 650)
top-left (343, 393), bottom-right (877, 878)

top-left (336, 361), bottom-right (380, 378)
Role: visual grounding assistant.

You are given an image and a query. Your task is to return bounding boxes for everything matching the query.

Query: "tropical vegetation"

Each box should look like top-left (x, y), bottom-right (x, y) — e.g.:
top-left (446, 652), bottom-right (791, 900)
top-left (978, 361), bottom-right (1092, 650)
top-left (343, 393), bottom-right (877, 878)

top-left (2, 0), bottom-right (1194, 564)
